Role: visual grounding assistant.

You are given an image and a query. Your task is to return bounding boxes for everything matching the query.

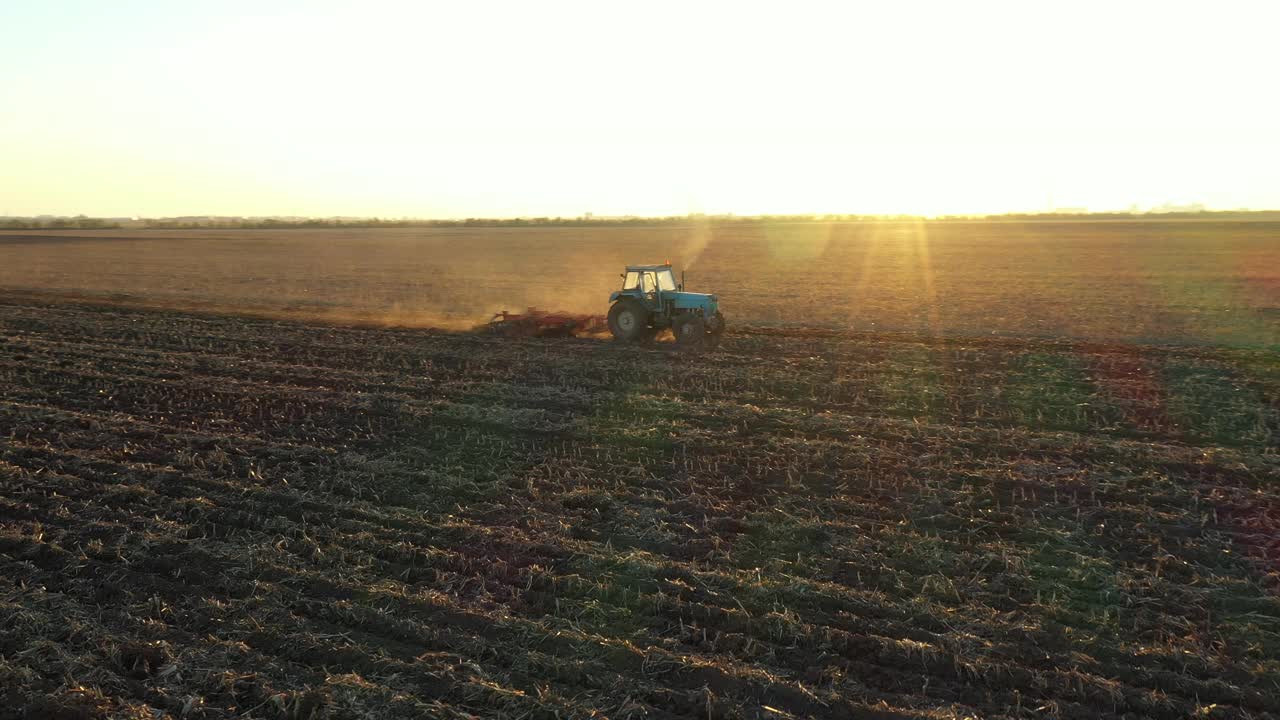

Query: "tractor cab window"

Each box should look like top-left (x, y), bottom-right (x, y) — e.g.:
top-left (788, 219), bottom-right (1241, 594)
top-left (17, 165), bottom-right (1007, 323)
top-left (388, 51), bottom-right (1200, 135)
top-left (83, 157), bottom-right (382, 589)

top-left (623, 270), bottom-right (672, 294)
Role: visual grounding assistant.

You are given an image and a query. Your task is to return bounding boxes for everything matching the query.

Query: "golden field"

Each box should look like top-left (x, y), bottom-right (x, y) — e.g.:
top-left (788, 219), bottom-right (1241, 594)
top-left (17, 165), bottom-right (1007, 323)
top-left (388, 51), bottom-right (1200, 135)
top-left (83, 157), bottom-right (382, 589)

top-left (1, 219), bottom-right (1276, 345)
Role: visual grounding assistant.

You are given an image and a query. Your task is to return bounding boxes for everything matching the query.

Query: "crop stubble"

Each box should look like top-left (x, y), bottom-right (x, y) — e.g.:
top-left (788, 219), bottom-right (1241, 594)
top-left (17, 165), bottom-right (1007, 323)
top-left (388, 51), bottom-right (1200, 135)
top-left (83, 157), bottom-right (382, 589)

top-left (0, 293), bottom-right (1277, 719)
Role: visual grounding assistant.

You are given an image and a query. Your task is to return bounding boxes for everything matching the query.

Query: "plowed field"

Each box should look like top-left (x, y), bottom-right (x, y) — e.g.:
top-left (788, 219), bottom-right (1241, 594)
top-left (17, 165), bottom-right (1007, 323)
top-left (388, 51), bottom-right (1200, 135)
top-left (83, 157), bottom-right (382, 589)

top-left (1, 220), bottom-right (1276, 347)
top-left (1, 294), bottom-right (1277, 719)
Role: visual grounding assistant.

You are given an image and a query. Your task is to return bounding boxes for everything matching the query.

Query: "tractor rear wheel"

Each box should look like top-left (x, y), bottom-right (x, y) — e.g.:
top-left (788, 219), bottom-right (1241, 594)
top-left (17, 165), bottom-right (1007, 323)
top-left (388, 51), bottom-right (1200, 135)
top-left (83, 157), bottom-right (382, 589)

top-left (673, 314), bottom-right (706, 349)
top-left (608, 300), bottom-right (650, 342)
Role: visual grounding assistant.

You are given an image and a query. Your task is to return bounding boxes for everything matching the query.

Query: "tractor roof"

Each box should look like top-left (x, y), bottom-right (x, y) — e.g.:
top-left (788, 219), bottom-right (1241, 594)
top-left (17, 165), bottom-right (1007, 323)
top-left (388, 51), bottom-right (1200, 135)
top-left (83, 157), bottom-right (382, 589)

top-left (625, 263), bottom-right (673, 272)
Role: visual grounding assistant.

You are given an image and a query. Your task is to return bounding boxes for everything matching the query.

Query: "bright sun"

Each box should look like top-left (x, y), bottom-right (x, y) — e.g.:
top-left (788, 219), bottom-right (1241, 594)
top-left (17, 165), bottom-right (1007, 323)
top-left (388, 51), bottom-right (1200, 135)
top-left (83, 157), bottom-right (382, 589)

top-left (2, 0), bottom-right (1277, 217)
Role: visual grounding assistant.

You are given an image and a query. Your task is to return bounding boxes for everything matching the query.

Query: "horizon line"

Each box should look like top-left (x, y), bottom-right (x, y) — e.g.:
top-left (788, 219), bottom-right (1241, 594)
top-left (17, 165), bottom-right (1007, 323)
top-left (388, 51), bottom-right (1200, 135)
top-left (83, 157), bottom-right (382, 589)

top-left (4, 208), bottom-right (1278, 224)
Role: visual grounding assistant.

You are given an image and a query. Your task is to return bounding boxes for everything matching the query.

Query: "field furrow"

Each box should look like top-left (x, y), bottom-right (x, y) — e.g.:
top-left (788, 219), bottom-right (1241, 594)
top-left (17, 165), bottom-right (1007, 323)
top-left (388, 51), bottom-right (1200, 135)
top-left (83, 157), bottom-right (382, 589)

top-left (1, 295), bottom-right (1277, 719)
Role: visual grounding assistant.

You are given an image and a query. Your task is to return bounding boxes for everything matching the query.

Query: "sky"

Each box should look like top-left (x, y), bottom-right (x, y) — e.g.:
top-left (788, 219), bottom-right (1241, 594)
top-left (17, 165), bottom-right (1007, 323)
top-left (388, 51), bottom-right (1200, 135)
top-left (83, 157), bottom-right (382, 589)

top-left (2, 0), bottom-right (1278, 218)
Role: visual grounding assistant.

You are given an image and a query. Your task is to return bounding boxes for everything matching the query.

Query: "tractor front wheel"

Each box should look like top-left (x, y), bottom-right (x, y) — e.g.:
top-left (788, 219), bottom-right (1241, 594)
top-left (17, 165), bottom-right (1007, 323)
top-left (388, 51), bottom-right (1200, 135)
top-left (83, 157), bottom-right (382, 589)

top-left (706, 311), bottom-right (725, 349)
top-left (608, 300), bottom-right (650, 342)
top-left (673, 314), bottom-right (706, 349)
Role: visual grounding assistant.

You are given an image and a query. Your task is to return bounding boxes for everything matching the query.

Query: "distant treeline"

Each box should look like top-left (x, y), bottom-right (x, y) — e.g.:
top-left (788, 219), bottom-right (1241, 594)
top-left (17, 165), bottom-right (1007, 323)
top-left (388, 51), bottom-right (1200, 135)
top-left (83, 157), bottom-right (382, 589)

top-left (2, 216), bottom-right (123, 230)
top-left (3, 210), bottom-right (1279, 231)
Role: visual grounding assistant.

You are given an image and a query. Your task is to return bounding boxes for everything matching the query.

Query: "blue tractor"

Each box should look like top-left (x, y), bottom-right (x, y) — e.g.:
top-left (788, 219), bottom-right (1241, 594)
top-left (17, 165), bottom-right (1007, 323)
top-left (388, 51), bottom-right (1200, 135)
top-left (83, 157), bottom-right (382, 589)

top-left (607, 263), bottom-right (725, 348)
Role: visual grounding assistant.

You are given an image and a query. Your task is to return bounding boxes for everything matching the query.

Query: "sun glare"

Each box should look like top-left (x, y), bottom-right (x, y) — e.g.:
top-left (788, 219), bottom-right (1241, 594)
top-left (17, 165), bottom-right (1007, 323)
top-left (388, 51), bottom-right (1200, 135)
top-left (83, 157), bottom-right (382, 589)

top-left (1, 1), bottom-right (1277, 217)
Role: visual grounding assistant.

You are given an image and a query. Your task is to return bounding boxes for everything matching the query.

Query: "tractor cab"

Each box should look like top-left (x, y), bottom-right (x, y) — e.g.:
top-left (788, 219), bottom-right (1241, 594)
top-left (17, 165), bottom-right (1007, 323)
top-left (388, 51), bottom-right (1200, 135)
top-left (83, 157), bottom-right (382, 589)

top-left (608, 262), bottom-right (724, 348)
top-left (616, 264), bottom-right (679, 306)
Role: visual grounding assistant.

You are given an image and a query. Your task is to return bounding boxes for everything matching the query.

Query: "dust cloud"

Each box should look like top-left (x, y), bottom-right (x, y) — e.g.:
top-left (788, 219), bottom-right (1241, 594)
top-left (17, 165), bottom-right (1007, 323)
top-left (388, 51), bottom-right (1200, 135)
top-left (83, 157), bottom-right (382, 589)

top-left (681, 216), bottom-right (713, 270)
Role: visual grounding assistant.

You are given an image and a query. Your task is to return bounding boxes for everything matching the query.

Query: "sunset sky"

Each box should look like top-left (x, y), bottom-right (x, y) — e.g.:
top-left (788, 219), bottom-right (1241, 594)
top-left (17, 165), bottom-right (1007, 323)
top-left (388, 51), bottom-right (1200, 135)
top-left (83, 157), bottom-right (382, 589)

top-left (3, 0), bottom-right (1277, 218)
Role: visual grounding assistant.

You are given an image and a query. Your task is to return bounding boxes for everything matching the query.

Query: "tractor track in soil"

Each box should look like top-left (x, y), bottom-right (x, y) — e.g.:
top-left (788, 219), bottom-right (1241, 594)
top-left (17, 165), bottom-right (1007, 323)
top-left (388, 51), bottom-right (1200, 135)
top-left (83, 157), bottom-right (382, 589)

top-left (0, 293), bottom-right (1277, 719)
